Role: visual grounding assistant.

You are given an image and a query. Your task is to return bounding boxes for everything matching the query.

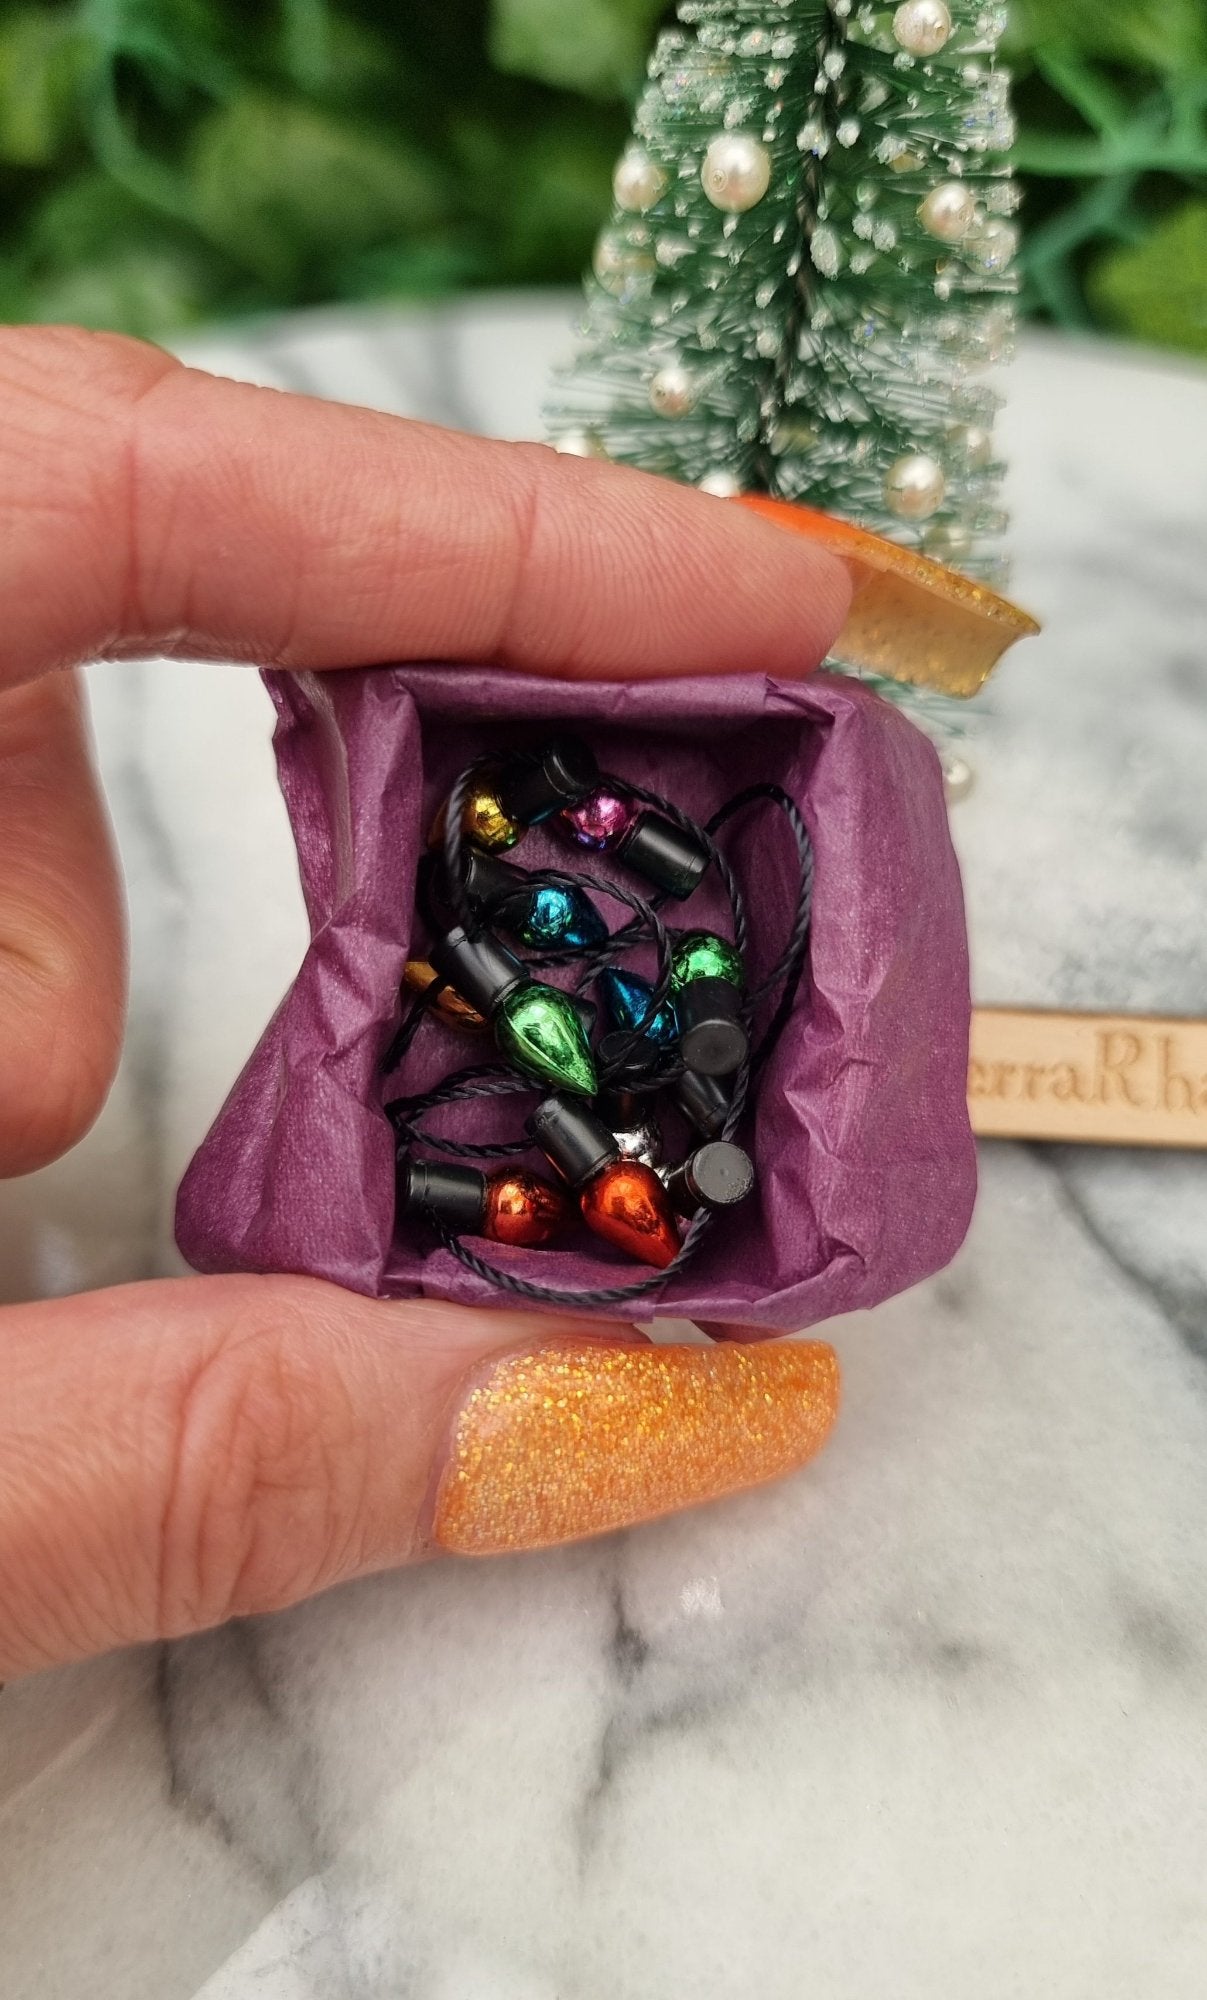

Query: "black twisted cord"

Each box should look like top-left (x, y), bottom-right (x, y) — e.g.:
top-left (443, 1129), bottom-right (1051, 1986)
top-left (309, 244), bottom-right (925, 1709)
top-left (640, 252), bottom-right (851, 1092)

top-left (717, 787), bottom-right (813, 1080)
top-left (440, 757), bottom-right (495, 920)
top-left (381, 758), bottom-right (496, 1078)
top-left (385, 1064), bottom-right (536, 1159)
top-left (493, 865), bottom-right (672, 1016)
top-left (433, 758), bottom-right (683, 1084)
top-left (515, 867), bottom-right (659, 969)
top-left (568, 775), bottom-right (750, 982)
top-left (610, 775), bottom-right (751, 964)
top-left (380, 980), bottom-right (441, 1079)
top-left (706, 784), bottom-right (815, 1010)
top-left (390, 758), bottom-right (811, 1304)
top-left (432, 1202), bottom-right (717, 1308)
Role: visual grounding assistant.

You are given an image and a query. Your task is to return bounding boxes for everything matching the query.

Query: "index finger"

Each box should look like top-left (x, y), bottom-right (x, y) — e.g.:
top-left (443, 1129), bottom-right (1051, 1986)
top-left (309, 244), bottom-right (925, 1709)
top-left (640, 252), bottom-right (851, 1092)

top-left (0, 325), bottom-right (851, 689)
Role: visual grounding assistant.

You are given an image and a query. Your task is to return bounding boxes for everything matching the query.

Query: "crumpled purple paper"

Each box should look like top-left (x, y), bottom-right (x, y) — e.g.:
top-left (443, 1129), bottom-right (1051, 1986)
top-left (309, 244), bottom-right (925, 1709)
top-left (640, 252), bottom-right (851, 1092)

top-left (175, 664), bottom-right (976, 1334)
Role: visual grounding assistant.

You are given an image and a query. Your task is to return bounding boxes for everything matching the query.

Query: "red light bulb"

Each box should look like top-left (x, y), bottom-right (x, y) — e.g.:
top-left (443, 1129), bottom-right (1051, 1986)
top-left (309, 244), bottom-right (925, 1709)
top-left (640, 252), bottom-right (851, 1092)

top-left (400, 1158), bottom-right (572, 1250)
top-left (527, 1093), bottom-right (683, 1270)
top-left (579, 1160), bottom-right (681, 1269)
top-left (484, 1171), bottom-right (574, 1248)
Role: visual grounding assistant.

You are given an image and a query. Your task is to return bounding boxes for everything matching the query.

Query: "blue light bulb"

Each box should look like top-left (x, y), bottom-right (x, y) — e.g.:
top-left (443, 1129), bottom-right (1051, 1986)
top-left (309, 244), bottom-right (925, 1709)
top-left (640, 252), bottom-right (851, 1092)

top-left (600, 968), bottom-right (679, 1045)
top-left (521, 884), bottom-right (607, 949)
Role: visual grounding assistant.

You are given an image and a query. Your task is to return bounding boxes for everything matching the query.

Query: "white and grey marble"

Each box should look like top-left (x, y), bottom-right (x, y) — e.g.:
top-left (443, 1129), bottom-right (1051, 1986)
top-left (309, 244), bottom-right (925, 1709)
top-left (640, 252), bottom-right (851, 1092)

top-left (2, 300), bottom-right (1206, 2000)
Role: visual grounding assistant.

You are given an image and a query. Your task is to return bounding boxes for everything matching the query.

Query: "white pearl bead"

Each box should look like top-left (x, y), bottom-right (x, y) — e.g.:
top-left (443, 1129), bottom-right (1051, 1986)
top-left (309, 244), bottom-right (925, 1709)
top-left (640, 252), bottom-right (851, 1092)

top-left (700, 133), bottom-right (772, 214)
top-left (918, 181), bottom-right (977, 243)
top-left (613, 146), bottom-right (667, 215)
top-left (962, 306), bottom-right (1013, 367)
top-left (649, 364), bottom-right (697, 419)
top-left (942, 753), bottom-right (975, 803)
top-left (923, 520), bottom-right (973, 562)
top-left (967, 218), bottom-right (1018, 272)
top-left (948, 423), bottom-right (993, 470)
top-left (884, 453), bottom-right (946, 520)
top-left (892, 0), bottom-right (952, 56)
top-left (553, 430), bottom-right (608, 460)
top-left (592, 230), bottom-right (653, 298)
top-left (698, 469), bottom-right (743, 497)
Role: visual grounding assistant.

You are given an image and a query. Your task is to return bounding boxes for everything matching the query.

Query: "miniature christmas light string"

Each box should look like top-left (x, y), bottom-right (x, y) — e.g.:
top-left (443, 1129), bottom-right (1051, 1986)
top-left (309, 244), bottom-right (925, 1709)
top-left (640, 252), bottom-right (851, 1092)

top-left (383, 742), bottom-right (815, 1308)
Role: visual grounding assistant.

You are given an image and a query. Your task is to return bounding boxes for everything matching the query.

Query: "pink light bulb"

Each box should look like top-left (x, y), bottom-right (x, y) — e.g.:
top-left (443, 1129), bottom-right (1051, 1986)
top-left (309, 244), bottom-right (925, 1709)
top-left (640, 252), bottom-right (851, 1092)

top-left (557, 788), bottom-right (639, 850)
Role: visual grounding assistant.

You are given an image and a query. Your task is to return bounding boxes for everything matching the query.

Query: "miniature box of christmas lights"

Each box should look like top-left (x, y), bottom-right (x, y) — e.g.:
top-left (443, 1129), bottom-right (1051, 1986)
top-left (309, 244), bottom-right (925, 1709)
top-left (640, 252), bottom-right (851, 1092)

top-left (176, 661), bottom-right (976, 1337)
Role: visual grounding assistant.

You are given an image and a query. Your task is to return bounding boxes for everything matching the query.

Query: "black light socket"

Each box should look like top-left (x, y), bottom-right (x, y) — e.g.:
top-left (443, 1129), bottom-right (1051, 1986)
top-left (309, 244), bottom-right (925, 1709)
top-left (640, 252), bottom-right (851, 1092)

top-left (569, 993), bottom-right (599, 1039)
top-left (398, 1158), bottom-right (486, 1234)
top-left (496, 736), bottom-right (600, 824)
top-left (599, 1084), bottom-right (646, 1127)
top-left (596, 1029), bottom-right (667, 1084)
top-left (664, 1141), bottom-right (755, 1217)
top-left (460, 848), bottom-right (529, 909)
top-left (616, 812), bottom-right (710, 899)
top-left (672, 1068), bottom-right (733, 1140)
top-left (677, 975), bottom-right (749, 1078)
top-left (429, 926), bottom-right (527, 1017)
top-left (528, 1092), bottom-right (619, 1189)
top-left (421, 850), bottom-right (528, 931)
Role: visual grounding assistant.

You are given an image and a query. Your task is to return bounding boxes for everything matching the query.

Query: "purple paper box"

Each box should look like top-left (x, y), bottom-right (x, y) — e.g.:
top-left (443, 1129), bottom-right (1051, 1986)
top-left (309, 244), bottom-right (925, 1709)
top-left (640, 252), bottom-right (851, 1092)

top-left (176, 664), bottom-right (976, 1334)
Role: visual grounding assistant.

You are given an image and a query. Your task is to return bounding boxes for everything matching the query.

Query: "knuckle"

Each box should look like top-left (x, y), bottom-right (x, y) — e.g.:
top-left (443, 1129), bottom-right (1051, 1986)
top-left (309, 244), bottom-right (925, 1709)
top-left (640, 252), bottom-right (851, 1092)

top-left (0, 326), bottom-right (184, 671)
top-left (0, 923), bottom-right (122, 1173)
top-left (158, 1293), bottom-right (365, 1635)
top-left (493, 442), bottom-right (558, 662)
top-left (500, 446), bottom-right (629, 676)
top-left (0, 324), bottom-right (179, 412)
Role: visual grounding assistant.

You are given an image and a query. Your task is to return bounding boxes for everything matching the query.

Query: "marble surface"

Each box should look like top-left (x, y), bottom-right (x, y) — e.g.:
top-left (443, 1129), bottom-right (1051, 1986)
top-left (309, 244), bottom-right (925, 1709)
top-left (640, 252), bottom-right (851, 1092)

top-left (3, 298), bottom-right (1207, 1999)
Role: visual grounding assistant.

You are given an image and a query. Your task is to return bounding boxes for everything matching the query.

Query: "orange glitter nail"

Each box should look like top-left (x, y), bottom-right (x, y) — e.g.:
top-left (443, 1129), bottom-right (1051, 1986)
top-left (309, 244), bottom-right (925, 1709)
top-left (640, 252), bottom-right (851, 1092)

top-left (434, 1338), bottom-right (840, 1556)
top-left (735, 493), bottom-right (1040, 696)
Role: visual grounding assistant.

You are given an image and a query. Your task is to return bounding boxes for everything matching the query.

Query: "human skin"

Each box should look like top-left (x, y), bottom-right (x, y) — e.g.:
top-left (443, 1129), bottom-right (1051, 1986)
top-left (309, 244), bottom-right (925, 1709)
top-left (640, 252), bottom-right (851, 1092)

top-left (0, 327), bottom-right (854, 1681)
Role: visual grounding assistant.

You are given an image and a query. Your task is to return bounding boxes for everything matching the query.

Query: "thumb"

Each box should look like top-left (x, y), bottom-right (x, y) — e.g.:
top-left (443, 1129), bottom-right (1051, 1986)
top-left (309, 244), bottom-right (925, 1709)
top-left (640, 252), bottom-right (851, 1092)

top-left (0, 1276), bottom-right (839, 1677)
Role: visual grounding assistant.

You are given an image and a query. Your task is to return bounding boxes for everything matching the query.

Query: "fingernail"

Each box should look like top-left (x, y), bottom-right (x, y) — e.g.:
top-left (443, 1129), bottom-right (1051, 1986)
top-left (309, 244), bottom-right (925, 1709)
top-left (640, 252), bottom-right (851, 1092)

top-left (433, 1338), bottom-right (840, 1556)
top-left (734, 494), bottom-right (1040, 697)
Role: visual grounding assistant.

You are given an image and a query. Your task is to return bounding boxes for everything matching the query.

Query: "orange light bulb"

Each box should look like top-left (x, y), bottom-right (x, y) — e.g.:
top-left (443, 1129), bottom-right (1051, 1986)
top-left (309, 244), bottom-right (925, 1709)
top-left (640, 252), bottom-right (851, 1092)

top-left (580, 1160), bottom-right (681, 1269)
top-left (403, 960), bottom-right (488, 1033)
top-left (484, 1171), bottom-right (574, 1248)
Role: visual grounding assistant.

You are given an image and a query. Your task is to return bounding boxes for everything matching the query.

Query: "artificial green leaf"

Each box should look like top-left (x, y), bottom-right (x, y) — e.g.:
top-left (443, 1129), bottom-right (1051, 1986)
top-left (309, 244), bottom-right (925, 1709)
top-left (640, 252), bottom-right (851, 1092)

top-left (489, 0), bottom-right (665, 98)
top-left (453, 104), bottom-right (622, 276)
top-left (304, 17), bottom-right (401, 109)
top-left (29, 246), bottom-right (214, 337)
top-left (280, 0), bottom-right (333, 93)
top-left (1088, 200), bottom-right (1207, 354)
top-left (0, 254), bottom-right (33, 324)
top-left (334, 236), bottom-right (479, 301)
top-left (0, 9), bottom-right (86, 166)
top-left (189, 93), bottom-right (447, 290)
top-left (81, 0), bottom-right (233, 72)
top-left (503, 125), bottom-right (621, 277)
top-left (1031, 46), bottom-right (1132, 137)
top-left (1009, 0), bottom-right (1205, 75)
top-left (29, 168), bottom-right (193, 263)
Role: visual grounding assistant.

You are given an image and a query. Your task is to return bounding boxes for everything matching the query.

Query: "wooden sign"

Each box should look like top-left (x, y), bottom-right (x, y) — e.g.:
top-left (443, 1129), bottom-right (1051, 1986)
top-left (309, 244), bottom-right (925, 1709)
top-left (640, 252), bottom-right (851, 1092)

top-left (969, 1007), bottom-right (1207, 1149)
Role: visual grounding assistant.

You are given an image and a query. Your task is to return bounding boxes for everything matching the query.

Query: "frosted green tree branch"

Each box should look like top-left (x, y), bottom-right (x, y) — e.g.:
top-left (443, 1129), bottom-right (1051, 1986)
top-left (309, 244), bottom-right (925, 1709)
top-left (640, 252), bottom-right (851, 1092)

top-left (546, 0), bottom-right (1021, 711)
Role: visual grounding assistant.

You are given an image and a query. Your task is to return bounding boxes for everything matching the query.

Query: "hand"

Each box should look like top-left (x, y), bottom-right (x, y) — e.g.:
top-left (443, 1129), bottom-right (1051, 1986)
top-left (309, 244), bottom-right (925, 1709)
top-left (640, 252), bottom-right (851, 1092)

top-left (0, 327), bottom-right (848, 1680)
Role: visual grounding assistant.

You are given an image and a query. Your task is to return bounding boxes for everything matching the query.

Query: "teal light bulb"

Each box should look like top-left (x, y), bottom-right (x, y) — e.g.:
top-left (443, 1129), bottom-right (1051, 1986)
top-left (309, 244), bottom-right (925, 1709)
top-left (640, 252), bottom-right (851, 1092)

top-left (496, 983), bottom-right (598, 1096)
top-left (670, 931), bottom-right (744, 991)
top-left (600, 967), bottom-right (679, 1045)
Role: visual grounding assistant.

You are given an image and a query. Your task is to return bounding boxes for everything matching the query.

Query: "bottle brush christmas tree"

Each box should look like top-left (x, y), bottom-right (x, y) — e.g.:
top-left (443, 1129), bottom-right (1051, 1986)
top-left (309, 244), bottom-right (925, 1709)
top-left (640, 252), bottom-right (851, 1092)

top-left (547, 0), bottom-right (1020, 707)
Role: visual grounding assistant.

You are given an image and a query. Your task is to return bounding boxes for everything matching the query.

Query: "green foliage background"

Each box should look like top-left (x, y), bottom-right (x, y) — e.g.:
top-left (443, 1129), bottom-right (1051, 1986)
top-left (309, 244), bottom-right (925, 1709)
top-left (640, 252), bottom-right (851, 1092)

top-left (0, 0), bottom-right (1202, 351)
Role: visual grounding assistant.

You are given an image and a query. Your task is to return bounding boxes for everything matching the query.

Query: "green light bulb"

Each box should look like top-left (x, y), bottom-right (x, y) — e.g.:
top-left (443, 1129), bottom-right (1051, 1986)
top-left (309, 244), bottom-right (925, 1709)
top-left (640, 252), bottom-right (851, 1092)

top-left (670, 931), bottom-right (744, 991)
top-left (497, 984), bottom-right (598, 1096)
